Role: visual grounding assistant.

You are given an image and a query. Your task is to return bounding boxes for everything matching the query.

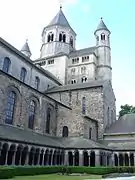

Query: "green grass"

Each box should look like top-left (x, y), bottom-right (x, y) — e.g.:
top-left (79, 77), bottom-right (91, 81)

top-left (10, 174), bottom-right (102, 180)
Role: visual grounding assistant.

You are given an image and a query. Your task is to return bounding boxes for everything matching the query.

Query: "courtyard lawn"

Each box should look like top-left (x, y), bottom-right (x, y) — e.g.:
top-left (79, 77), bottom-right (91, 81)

top-left (10, 174), bottom-right (102, 180)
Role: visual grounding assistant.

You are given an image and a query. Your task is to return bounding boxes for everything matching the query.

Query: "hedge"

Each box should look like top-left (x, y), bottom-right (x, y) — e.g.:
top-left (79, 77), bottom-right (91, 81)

top-left (0, 166), bottom-right (135, 179)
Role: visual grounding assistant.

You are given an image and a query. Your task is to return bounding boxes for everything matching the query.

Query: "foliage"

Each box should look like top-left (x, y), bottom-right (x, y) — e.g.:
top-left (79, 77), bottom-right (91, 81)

top-left (0, 166), bottom-right (135, 179)
top-left (119, 104), bottom-right (135, 118)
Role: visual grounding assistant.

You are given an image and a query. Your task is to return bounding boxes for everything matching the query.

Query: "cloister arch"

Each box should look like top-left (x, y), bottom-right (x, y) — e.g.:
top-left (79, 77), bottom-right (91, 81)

top-left (83, 151), bottom-right (89, 166)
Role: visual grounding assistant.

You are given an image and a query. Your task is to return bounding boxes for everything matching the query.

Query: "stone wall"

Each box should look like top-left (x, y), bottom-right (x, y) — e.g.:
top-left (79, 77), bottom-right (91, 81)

top-left (103, 81), bottom-right (116, 128)
top-left (0, 70), bottom-right (68, 136)
top-left (47, 86), bottom-right (104, 139)
top-left (0, 40), bottom-right (60, 92)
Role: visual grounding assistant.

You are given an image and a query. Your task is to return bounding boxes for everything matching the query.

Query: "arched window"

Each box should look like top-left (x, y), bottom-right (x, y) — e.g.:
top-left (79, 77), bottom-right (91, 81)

top-left (81, 66), bottom-right (86, 74)
top-left (62, 126), bottom-right (68, 137)
top-left (5, 91), bottom-right (16, 124)
top-left (63, 34), bottom-right (66, 42)
top-left (82, 97), bottom-right (86, 114)
top-left (71, 68), bottom-right (75, 75)
top-left (101, 34), bottom-right (105, 40)
top-left (107, 107), bottom-right (109, 124)
top-left (47, 34), bottom-right (51, 42)
top-left (51, 34), bottom-right (54, 41)
top-left (46, 108), bottom-right (51, 134)
top-left (28, 100), bottom-right (36, 129)
top-left (35, 76), bottom-right (40, 90)
top-left (81, 76), bottom-right (87, 83)
top-left (59, 33), bottom-right (62, 42)
top-left (71, 79), bottom-right (76, 84)
top-left (89, 128), bottom-right (92, 139)
top-left (3, 57), bottom-right (11, 73)
top-left (20, 67), bottom-right (27, 82)
top-left (70, 37), bottom-right (73, 47)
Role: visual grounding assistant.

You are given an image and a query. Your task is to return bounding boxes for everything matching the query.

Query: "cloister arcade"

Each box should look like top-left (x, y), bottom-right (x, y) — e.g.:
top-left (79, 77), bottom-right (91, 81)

top-left (114, 152), bottom-right (135, 167)
top-left (0, 141), bottom-right (134, 167)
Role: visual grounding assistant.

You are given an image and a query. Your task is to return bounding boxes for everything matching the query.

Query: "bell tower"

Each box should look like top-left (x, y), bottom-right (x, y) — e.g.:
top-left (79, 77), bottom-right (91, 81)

top-left (40, 6), bottom-right (76, 58)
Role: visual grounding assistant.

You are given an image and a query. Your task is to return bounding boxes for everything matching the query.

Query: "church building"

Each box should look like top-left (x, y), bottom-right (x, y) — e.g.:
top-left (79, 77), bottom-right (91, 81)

top-left (0, 6), bottom-right (134, 167)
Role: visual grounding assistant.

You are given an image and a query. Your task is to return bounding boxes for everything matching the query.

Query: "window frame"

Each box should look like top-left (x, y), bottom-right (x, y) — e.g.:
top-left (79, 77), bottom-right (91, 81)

top-left (20, 67), bottom-right (27, 82)
top-left (28, 100), bottom-right (36, 129)
top-left (5, 91), bottom-right (16, 125)
top-left (3, 57), bottom-right (11, 73)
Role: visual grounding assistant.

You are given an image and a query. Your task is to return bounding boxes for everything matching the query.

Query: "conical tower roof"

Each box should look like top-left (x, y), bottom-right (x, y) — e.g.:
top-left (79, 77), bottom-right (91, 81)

top-left (45, 6), bottom-right (76, 34)
top-left (94, 18), bottom-right (110, 34)
top-left (21, 40), bottom-right (31, 57)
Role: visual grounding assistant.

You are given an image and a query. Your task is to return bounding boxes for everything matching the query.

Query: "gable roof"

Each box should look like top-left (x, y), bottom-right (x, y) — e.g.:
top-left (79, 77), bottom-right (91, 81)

top-left (105, 114), bottom-right (135, 134)
top-left (45, 80), bottom-right (106, 93)
top-left (69, 46), bottom-right (96, 58)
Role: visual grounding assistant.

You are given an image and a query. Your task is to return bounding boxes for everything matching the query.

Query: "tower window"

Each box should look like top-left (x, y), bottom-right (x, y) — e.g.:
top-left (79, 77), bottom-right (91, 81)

top-left (81, 76), bottom-right (87, 83)
top-left (101, 33), bottom-right (105, 40)
top-left (47, 34), bottom-right (51, 42)
top-left (48, 59), bottom-right (54, 65)
top-left (71, 68), bottom-right (75, 75)
top-left (70, 37), bottom-right (73, 48)
top-left (72, 58), bottom-right (79, 64)
top-left (59, 33), bottom-right (62, 42)
top-left (71, 79), bottom-right (76, 84)
top-left (47, 32), bottom-right (54, 42)
top-left (82, 56), bottom-right (89, 62)
top-left (81, 66), bottom-right (86, 74)
top-left (63, 34), bottom-right (66, 42)
top-left (51, 34), bottom-right (54, 41)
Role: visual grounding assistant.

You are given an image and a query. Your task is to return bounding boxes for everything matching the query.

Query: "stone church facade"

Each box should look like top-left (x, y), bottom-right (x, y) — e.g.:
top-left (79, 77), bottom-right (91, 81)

top-left (0, 7), bottom-right (134, 167)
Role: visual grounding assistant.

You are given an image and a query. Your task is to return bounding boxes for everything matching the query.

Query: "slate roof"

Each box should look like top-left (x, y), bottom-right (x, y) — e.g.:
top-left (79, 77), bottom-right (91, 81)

top-left (105, 114), bottom-right (135, 134)
top-left (21, 41), bottom-right (31, 55)
top-left (0, 37), bottom-right (62, 85)
top-left (45, 8), bottom-right (76, 35)
top-left (69, 47), bottom-right (96, 58)
top-left (45, 80), bottom-right (106, 93)
top-left (99, 139), bottom-right (135, 150)
top-left (94, 18), bottom-right (110, 34)
top-left (59, 137), bottom-right (110, 150)
top-left (0, 124), bottom-right (108, 149)
top-left (0, 124), bottom-right (63, 148)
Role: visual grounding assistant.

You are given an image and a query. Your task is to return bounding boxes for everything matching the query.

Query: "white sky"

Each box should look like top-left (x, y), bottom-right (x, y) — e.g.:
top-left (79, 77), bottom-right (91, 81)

top-left (0, 0), bottom-right (78, 59)
top-left (0, 0), bottom-right (133, 116)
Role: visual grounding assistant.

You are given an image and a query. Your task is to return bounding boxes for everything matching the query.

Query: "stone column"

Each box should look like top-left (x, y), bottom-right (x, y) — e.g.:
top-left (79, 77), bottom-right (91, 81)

top-left (79, 150), bottom-right (83, 166)
top-left (25, 151), bottom-right (30, 165)
top-left (95, 150), bottom-right (100, 166)
top-left (12, 150), bottom-right (16, 165)
top-left (64, 151), bottom-right (69, 165)
top-left (37, 149), bottom-right (41, 165)
top-left (42, 149), bottom-right (46, 166)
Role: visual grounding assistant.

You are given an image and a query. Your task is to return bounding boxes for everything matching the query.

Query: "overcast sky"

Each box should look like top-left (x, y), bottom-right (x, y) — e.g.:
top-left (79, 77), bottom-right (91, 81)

top-left (0, 0), bottom-right (135, 115)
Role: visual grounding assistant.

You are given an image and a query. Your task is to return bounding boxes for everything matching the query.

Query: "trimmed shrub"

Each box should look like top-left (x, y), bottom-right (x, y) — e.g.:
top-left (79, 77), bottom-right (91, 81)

top-left (0, 166), bottom-right (135, 179)
top-left (0, 167), bottom-right (15, 179)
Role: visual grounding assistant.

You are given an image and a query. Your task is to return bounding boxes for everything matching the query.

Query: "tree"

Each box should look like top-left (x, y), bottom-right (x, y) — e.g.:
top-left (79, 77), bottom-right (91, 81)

top-left (119, 104), bottom-right (135, 118)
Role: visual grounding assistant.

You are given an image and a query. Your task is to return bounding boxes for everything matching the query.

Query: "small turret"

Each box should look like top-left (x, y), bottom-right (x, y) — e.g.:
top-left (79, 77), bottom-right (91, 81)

top-left (94, 18), bottom-right (112, 81)
top-left (21, 40), bottom-right (32, 58)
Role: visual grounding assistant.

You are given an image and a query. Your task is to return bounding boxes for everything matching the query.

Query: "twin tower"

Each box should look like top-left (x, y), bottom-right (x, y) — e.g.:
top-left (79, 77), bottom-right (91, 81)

top-left (21, 7), bottom-right (112, 84)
